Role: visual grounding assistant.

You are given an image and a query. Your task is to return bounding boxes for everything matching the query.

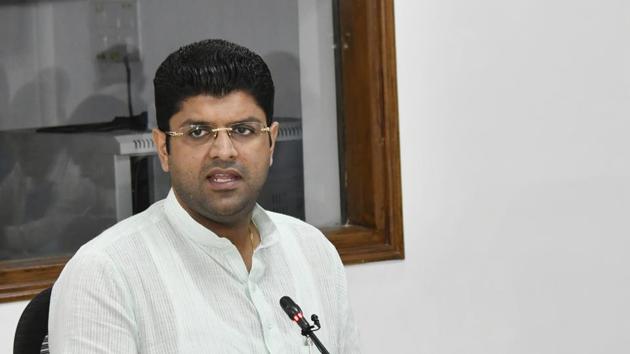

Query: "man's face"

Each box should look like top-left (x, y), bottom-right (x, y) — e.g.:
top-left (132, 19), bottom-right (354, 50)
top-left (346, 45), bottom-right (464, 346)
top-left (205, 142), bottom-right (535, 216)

top-left (153, 91), bottom-right (279, 226)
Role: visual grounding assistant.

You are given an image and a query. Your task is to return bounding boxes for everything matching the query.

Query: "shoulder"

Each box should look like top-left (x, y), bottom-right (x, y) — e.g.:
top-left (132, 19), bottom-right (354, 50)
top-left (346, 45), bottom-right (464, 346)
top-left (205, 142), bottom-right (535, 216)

top-left (57, 199), bottom-right (168, 286)
top-left (77, 199), bottom-right (167, 256)
top-left (266, 211), bottom-right (322, 236)
top-left (266, 211), bottom-right (343, 268)
top-left (52, 201), bottom-right (169, 299)
top-left (267, 211), bottom-right (329, 246)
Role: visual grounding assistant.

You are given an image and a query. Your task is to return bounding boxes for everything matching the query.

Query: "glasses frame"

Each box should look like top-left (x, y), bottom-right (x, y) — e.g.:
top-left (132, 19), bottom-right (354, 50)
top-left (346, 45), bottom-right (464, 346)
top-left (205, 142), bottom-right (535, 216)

top-left (163, 123), bottom-right (272, 145)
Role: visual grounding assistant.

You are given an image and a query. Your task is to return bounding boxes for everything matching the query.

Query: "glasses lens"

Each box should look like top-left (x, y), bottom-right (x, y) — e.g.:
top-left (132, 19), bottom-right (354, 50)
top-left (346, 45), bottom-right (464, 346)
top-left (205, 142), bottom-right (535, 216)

top-left (181, 122), bottom-right (267, 145)
top-left (184, 125), bottom-right (213, 144)
top-left (229, 122), bottom-right (264, 143)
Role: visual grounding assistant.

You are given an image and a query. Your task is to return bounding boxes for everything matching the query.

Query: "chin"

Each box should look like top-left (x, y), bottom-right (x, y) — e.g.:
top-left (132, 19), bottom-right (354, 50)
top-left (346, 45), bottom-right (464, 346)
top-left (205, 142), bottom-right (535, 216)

top-left (203, 201), bottom-right (255, 223)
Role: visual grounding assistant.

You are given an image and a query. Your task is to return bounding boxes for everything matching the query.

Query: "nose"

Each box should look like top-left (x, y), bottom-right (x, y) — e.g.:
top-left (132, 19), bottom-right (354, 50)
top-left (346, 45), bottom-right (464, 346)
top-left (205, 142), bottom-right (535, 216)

top-left (208, 129), bottom-right (238, 160)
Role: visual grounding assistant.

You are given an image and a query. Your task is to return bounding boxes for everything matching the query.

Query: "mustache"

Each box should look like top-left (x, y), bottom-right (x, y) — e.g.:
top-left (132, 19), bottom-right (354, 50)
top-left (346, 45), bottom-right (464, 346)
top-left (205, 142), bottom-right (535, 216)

top-left (204, 161), bottom-right (247, 175)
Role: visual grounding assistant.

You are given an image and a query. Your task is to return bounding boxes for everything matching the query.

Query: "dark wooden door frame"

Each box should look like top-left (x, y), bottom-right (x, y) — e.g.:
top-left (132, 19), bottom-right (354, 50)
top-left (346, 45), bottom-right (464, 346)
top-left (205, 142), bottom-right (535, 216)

top-left (327, 0), bottom-right (403, 264)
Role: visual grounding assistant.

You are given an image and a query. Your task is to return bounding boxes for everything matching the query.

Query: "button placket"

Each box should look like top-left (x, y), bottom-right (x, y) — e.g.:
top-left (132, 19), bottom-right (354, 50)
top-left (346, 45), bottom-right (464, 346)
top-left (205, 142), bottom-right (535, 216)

top-left (247, 255), bottom-right (280, 352)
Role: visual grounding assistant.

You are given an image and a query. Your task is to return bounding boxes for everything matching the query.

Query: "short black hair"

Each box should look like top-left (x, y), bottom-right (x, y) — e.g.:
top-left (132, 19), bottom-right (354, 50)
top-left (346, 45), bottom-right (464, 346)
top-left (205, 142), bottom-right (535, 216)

top-left (153, 39), bottom-right (275, 132)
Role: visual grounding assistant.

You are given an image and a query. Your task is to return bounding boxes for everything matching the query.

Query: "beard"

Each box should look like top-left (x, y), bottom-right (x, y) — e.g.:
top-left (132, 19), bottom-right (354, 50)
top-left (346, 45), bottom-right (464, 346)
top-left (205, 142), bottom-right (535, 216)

top-left (170, 160), bottom-right (269, 227)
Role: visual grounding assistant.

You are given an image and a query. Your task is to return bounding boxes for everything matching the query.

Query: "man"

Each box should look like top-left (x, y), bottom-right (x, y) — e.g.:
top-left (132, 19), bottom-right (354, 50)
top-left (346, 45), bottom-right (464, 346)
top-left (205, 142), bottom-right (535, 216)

top-left (48, 39), bottom-right (360, 353)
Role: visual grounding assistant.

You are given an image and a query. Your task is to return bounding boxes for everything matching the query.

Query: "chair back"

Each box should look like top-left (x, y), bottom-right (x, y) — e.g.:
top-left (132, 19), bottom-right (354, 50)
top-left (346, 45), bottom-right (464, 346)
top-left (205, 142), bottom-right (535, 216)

top-left (13, 287), bottom-right (52, 354)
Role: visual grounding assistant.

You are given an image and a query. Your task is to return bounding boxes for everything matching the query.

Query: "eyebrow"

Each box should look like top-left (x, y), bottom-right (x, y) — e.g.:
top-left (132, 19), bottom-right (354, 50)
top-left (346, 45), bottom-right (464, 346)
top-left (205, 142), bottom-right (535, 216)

top-left (177, 116), bottom-right (264, 128)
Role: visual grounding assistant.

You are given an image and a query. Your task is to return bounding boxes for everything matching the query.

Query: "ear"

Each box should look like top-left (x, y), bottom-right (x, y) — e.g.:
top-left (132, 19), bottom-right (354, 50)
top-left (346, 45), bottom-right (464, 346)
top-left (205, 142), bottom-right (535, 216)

top-left (268, 121), bottom-right (280, 166)
top-left (152, 128), bottom-right (170, 172)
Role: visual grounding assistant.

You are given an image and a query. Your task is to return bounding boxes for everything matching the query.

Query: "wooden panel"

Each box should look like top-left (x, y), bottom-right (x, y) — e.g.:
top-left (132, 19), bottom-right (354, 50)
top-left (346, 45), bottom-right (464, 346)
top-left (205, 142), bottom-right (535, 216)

top-left (0, 256), bottom-right (67, 303)
top-left (328, 0), bottom-right (404, 264)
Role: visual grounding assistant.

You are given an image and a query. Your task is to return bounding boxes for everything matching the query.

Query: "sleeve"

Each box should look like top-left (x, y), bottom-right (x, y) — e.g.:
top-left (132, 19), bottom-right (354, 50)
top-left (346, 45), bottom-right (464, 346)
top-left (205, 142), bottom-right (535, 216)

top-left (48, 249), bottom-right (138, 353)
top-left (335, 259), bottom-right (362, 354)
top-left (311, 233), bottom-right (362, 354)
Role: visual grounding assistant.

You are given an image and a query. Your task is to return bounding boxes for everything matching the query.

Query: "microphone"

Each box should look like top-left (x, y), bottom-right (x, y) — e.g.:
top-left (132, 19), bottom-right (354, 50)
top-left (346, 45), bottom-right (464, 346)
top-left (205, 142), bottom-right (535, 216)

top-left (279, 296), bottom-right (329, 354)
top-left (279, 296), bottom-right (310, 331)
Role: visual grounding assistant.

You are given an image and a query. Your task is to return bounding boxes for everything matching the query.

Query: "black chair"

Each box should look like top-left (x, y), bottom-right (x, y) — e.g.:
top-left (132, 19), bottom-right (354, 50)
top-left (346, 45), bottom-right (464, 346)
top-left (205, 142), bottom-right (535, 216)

top-left (14, 287), bottom-right (52, 354)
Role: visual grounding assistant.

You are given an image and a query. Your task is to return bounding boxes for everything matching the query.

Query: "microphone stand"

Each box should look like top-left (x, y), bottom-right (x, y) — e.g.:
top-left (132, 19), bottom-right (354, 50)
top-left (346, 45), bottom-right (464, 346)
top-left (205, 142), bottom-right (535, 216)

top-left (280, 296), bottom-right (330, 354)
top-left (300, 314), bottom-right (329, 354)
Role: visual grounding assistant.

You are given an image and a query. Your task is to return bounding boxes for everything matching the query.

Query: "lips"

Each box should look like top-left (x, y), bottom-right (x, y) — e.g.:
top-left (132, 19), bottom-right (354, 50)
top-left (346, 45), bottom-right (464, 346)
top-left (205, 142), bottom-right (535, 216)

top-left (206, 169), bottom-right (242, 190)
top-left (210, 173), bottom-right (240, 183)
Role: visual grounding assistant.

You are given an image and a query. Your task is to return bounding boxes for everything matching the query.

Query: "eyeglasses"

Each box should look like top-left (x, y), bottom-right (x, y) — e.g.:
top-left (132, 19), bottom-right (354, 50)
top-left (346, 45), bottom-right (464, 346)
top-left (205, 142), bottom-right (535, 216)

top-left (164, 122), bottom-right (271, 146)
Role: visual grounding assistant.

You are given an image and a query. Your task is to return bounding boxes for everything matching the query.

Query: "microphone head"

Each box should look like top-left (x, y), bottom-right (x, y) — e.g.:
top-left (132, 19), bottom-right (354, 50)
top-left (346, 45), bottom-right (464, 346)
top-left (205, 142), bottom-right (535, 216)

top-left (279, 296), bottom-right (302, 317)
top-left (279, 296), bottom-right (311, 330)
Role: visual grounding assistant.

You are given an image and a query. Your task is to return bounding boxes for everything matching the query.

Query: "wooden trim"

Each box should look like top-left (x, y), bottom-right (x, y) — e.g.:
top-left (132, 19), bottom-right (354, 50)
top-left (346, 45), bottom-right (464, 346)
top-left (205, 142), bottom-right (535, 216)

top-left (0, 256), bottom-right (67, 303)
top-left (0, 0), bottom-right (402, 302)
top-left (327, 0), bottom-right (403, 264)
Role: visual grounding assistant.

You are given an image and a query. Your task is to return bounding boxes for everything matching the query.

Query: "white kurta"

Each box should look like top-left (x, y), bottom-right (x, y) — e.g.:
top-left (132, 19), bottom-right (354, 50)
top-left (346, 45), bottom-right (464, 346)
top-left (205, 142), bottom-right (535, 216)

top-left (49, 190), bottom-right (360, 353)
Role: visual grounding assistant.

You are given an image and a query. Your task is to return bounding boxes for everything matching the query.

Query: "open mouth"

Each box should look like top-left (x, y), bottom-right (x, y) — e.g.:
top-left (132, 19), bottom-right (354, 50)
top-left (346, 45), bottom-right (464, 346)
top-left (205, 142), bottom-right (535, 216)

top-left (209, 173), bottom-right (241, 183)
top-left (207, 170), bottom-right (242, 190)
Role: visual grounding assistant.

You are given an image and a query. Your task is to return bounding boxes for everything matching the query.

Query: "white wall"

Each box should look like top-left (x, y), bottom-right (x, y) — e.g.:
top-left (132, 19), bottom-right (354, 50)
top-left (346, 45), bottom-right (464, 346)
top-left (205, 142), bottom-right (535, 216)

top-left (2, 0), bottom-right (630, 353)
top-left (345, 0), bottom-right (630, 353)
top-left (0, 300), bottom-right (28, 352)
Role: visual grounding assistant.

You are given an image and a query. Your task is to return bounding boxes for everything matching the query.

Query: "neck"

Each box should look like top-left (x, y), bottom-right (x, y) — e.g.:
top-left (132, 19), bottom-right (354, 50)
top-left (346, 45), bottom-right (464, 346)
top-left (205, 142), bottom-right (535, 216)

top-left (172, 192), bottom-right (259, 270)
top-left (193, 211), bottom-right (253, 249)
top-left (173, 192), bottom-right (253, 241)
top-left (193, 210), bottom-right (258, 271)
top-left (208, 218), bottom-right (258, 272)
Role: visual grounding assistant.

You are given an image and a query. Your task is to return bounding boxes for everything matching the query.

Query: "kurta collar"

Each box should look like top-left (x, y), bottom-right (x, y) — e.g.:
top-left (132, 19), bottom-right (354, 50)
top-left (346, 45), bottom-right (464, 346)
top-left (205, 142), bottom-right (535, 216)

top-left (164, 189), bottom-right (279, 249)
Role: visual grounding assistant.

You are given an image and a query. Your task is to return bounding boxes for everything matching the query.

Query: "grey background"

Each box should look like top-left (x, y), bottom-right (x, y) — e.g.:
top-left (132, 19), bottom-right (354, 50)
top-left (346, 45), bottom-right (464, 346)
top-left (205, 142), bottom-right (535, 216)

top-left (0, 0), bottom-right (341, 228)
